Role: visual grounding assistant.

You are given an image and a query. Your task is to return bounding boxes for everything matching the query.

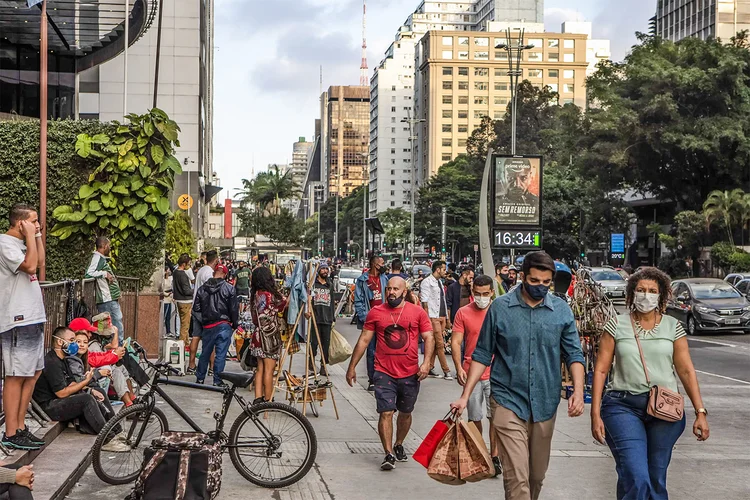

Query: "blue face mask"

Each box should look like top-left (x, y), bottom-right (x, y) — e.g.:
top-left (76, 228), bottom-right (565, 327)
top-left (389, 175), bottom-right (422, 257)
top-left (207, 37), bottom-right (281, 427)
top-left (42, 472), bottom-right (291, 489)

top-left (523, 281), bottom-right (550, 301)
top-left (55, 337), bottom-right (79, 356)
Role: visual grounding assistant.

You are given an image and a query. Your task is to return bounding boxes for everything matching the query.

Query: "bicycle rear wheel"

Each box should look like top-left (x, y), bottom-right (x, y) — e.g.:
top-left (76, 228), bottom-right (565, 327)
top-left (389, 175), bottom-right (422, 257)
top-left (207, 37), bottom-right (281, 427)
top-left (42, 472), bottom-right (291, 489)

top-left (92, 403), bottom-right (169, 485)
top-left (228, 401), bottom-right (317, 488)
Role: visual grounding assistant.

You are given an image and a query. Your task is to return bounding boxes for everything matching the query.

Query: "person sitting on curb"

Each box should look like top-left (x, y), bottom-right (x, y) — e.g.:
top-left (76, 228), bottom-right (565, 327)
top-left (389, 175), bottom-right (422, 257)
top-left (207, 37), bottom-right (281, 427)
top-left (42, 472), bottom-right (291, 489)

top-left (0, 464), bottom-right (35, 500)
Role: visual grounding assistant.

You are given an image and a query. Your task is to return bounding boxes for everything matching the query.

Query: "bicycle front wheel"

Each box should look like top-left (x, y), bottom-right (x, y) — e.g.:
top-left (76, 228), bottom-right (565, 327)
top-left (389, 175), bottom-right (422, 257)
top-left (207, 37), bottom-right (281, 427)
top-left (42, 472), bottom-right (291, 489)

top-left (228, 401), bottom-right (317, 488)
top-left (92, 403), bottom-right (169, 485)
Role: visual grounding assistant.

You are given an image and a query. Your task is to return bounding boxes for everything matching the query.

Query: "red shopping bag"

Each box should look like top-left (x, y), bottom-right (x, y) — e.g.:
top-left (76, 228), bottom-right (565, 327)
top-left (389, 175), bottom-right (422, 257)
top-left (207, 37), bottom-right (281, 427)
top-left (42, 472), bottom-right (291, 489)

top-left (413, 412), bottom-right (454, 468)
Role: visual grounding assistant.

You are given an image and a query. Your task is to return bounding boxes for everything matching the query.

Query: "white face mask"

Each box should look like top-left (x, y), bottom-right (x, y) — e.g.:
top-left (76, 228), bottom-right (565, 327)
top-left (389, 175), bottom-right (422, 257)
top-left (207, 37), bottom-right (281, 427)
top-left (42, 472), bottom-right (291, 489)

top-left (634, 292), bottom-right (660, 313)
top-left (474, 296), bottom-right (492, 310)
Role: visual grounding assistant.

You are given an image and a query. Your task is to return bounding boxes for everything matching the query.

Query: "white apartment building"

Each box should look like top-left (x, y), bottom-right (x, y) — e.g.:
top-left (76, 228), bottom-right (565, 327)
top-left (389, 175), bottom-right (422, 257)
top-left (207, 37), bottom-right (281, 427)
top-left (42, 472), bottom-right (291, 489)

top-left (77, 0), bottom-right (215, 238)
top-left (285, 138), bottom-right (313, 214)
top-left (561, 21), bottom-right (611, 76)
top-left (369, 27), bottom-right (423, 217)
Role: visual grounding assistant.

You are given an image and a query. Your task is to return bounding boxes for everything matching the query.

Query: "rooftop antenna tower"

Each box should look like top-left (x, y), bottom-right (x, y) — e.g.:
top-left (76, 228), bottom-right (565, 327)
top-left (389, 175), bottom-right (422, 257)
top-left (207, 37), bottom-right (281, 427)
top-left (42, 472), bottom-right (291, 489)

top-left (360, 0), bottom-right (368, 86)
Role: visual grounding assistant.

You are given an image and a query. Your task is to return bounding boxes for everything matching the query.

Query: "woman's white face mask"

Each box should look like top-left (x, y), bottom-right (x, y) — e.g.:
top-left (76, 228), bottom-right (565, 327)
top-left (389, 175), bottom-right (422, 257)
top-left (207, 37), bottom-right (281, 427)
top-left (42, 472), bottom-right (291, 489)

top-left (634, 292), bottom-right (660, 313)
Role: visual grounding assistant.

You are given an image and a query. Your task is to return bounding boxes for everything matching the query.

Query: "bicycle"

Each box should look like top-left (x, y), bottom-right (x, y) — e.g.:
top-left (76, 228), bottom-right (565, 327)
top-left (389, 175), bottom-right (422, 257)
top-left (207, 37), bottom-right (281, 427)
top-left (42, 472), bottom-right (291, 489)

top-left (91, 341), bottom-right (317, 489)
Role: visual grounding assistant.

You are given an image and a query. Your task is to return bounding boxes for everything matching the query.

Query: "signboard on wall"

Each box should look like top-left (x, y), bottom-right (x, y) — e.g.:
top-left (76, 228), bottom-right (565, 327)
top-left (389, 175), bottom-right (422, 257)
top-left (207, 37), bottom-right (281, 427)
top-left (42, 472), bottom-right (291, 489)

top-left (493, 155), bottom-right (543, 227)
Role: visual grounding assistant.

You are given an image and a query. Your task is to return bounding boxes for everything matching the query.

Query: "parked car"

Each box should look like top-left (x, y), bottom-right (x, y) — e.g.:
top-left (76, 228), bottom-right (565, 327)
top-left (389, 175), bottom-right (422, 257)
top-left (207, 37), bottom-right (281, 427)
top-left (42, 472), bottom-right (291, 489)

top-left (335, 267), bottom-right (363, 292)
top-left (588, 267), bottom-right (627, 300)
top-left (735, 278), bottom-right (750, 296)
top-left (724, 273), bottom-right (750, 286)
top-left (666, 278), bottom-right (750, 335)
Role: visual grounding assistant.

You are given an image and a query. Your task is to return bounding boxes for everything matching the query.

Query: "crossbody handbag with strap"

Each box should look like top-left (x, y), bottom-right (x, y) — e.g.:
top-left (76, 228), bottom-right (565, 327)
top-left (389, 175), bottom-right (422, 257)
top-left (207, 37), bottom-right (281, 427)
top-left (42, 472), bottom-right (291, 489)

top-left (629, 315), bottom-right (685, 422)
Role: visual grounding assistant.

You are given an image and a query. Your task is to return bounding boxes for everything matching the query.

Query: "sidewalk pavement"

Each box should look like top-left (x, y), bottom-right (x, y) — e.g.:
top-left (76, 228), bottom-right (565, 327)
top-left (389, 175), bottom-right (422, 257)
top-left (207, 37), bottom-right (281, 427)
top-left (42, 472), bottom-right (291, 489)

top-left (64, 320), bottom-right (750, 500)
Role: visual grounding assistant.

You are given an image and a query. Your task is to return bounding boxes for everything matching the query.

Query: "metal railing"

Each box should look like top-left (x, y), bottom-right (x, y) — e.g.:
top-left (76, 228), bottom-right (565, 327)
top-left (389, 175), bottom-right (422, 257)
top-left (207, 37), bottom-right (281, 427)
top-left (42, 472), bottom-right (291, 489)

top-left (39, 277), bottom-right (140, 348)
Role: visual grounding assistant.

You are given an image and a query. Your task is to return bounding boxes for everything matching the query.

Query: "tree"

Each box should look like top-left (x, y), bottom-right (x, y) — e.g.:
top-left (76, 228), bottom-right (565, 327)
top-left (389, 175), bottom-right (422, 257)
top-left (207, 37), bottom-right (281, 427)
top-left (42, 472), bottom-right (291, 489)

top-left (236, 165), bottom-right (299, 215)
top-left (582, 35), bottom-right (750, 210)
top-left (316, 185), bottom-right (367, 257)
top-left (703, 189), bottom-right (743, 246)
top-left (466, 116), bottom-right (496, 161)
top-left (165, 211), bottom-right (196, 262)
top-left (247, 208), bottom-right (305, 251)
top-left (378, 208), bottom-right (410, 249)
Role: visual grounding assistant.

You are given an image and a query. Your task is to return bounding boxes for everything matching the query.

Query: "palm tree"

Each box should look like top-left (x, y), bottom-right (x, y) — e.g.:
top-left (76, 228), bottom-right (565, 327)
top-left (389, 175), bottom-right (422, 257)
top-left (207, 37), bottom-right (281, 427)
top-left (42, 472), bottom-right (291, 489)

top-left (703, 189), bottom-right (744, 246)
top-left (235, 165), bottom-right (300, 215)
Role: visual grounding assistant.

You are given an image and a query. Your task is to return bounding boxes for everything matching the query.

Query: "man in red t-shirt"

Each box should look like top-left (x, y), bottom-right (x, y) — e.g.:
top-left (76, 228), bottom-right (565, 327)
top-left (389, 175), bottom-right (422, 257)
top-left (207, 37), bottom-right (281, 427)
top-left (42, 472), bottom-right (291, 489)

top-left (450, 274), bottom-right (501, 475)
top-left (347, 277), bottom-right (434, 471)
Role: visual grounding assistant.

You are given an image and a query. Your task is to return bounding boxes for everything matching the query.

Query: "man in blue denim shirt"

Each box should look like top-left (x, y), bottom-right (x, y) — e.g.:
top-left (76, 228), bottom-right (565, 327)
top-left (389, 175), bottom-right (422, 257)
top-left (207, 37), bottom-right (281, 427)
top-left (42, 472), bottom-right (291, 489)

top-left (354, 255), bottom-right (388, 392)
top-left (451, 251), bottom-right (585, 500)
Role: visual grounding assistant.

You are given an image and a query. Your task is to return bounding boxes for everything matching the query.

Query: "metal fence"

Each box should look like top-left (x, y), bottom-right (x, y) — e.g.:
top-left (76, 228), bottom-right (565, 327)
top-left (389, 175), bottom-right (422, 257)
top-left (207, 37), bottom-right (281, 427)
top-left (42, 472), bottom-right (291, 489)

top-left (39, 277), bottom-right (140, 348)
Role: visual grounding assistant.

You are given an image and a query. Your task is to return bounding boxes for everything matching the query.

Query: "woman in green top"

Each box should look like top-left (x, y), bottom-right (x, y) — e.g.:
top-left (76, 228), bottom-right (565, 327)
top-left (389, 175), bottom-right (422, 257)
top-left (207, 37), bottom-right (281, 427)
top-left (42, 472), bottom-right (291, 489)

top-left (590, 267), bottom-right (709, 500)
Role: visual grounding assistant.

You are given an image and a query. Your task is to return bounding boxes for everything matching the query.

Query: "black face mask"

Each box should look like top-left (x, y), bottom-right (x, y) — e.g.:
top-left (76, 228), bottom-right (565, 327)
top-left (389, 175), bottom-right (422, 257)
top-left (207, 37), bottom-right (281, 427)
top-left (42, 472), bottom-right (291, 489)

top-left (387, 295), bottom-right (405, 308)
top-left (377, 265), bottom-right (387, 275)
top-left (500, 273), bottom-right (511, 283)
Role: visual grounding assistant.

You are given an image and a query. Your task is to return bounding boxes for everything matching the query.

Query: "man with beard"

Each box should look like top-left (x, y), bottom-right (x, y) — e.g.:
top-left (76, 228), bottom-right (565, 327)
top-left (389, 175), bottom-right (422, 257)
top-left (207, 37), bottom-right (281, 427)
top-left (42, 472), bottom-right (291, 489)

top-left (495, 263), bottom-right (512, 294)
top-left (85, 237), bottom-right (124, 343)
top-left (306, 263), bottom-right (336, 378)
top-left (354, 255), bottom-right (389, 391)
top-left (446, 264), bottom-right (474, 324)
top-left (347, 277), bottom-right (434, 471)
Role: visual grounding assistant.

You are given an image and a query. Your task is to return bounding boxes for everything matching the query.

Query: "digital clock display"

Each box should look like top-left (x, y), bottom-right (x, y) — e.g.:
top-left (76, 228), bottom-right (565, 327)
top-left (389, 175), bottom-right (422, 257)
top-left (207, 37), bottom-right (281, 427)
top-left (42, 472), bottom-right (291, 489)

top-left (495, 230), bottom-right (541, 248)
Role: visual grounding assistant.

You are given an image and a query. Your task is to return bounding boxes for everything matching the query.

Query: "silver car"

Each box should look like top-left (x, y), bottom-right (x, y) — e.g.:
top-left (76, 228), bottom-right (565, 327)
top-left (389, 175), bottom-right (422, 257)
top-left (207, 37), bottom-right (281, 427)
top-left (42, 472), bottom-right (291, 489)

top-left (335, 267), bottom-right (363, 292)
top-left (589, 267), bottom-right (628, 300)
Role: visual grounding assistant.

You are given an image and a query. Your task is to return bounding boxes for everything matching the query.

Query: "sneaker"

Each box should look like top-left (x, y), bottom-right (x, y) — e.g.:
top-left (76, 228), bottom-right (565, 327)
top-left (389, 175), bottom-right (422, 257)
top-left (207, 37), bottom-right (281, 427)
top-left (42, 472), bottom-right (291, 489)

top-left (186, 367), bottom-right (196, 375)
top-left (213, 381), bottom-right (228, 389)
top-left (492, 456), bottom-right (502, 477)
top-left (443, 372), bottom-right (454, 381)
top-left (208, 369), bottom-right (214, 377)
top-left (196, 378), bottom-right (205, 385)
top-left (319, 365), bottom-right (327, 376)
top-left (380, 453), bottom-right (396, 471)
top-left (101, 437), bottom-right (131, 453)
top-left (393, 444), bottom-right (408, 462)
top-left (367, 384), bottom-right (375, 392)
top-left (428, 369), bottom-right (440, 378)
top-left (1, 432), bottom-right (41, 451)
top-left (20, 427), bottom-right (45, 446)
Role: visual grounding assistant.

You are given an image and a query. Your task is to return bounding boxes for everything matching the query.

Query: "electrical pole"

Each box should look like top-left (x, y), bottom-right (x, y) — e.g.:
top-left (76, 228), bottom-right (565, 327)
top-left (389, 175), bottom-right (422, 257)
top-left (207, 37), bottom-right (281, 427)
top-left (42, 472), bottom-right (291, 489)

top-left (39, 0), bottom-right (48, 281)
top-left (402, 110), bottom-right (425, 260)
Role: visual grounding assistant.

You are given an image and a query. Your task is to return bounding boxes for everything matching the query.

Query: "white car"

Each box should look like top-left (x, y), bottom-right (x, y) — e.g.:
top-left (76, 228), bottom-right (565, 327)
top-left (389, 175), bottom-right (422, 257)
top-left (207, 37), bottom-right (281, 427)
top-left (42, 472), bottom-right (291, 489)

top-left (335, 268), bottom-right (363, 292)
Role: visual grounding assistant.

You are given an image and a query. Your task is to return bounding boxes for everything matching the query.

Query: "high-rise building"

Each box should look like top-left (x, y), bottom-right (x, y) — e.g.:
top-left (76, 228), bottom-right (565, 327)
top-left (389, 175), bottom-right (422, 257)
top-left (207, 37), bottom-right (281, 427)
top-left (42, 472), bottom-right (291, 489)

top-left (474, 0), bottom-right (544, 27)
top-left (368, 27), bottom-right (423, 217)
top-left (405, 0), bottom-right (543, 32)
top-left (415, 29), bottom-right (589, 179)
top-left (321, 86), bottom-right (370, 199)
top-left (655, 0), bottom-right (750, 42)
top-left (561, 21), bottom-right (611, 76)
top-left (291, 138), bottom-right (314, 187)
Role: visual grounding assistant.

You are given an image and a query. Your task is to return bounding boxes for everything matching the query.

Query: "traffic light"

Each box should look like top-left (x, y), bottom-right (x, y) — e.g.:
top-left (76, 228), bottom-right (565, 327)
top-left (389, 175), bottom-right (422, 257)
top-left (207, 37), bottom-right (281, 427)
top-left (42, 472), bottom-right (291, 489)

top-left (580, 252), bottom-right (585, 258)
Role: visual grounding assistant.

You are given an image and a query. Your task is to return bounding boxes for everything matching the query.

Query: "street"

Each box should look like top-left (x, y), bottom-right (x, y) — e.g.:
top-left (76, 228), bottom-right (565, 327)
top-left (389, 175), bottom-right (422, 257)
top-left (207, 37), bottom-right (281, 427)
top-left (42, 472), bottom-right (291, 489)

top-left (63, 315), bottom-right (750, 500)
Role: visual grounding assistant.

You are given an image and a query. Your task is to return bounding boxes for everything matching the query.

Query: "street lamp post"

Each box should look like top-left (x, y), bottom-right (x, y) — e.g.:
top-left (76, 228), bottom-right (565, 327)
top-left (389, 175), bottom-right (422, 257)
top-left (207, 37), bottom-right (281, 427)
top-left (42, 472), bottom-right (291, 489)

top-left (495, 29), bottom-right (535, 156)
top-left (401, 110), bottom-right (425, 261)
top-left (357, 152), bottom-right (372, 262)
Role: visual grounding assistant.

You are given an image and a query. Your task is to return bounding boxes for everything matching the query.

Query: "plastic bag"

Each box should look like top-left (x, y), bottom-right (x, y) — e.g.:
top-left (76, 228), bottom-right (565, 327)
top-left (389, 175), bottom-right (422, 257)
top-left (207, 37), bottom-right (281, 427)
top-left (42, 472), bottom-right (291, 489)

top-left (328, 327), bottom-right (353, 365)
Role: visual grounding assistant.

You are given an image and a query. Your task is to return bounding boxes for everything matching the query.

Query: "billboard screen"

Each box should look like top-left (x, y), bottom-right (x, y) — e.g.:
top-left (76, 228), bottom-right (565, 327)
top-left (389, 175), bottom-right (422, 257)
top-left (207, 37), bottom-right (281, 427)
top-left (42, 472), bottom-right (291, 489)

top-left (493, 155), bottom-right (542, 227)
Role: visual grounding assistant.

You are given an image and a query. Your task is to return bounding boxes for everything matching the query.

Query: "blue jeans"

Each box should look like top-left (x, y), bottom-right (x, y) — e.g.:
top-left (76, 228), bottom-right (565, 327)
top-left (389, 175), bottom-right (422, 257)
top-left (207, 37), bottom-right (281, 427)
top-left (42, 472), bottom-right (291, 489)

top-left (366, 335), bottom-right (376, 384)
top-left (164, 302), bottom-right (173, 335)
top-left (601, 391), bottom-right (686, 500)
top-left (196, 323), bottom-right (232, 385)
top-left (98, 300), bottom-right (124, 345)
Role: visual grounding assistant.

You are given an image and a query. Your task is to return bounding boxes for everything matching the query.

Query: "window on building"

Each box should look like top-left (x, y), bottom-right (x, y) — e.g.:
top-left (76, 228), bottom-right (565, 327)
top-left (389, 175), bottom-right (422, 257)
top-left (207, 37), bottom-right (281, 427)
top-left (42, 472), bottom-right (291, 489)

top-left (391, 127), bottom-right (396, 133)
top-left (563, 39), bottom-right (575, 49)
top-left (391, 148), bottom-right (396, 154)
top-left (474, 67), bottom-right (489, 76)
top-left (563, 83), bottom-right (575, 93)
top-left (474, 51), bottom-right (489, 60)
top-left (391, 180), bottom-right (396, 185)
top-left (494, 110), bottom-right (504, 119)
top-left (548, 39), bottom-right (559, 48)
top-left (390, 201), bottom-right (396, 207)
top-left (442, 50), bottom-right (453, 59)
top-left (475, 81), bottom-right (488, 91)
top-left (443, 67), bottom-right (453, 75)
top-left (494, 82), bottom-right (509, 91)
top-left (442, 80), bottom-right (453, 89)
top-left (547, 83), bottom-right (558, 92)
top-left (391, 169), bottom-right (395, 175)
top-left (458, 37), bottom-right (469, 45)
top-left (528, 38), bottom-right (543, 48)
top-left (442, 138), bottom-right (452, 146)
top-left (495, 68), bottom-right (509, 77)
top-left (458, 67), bottom-right (469, 76)
top-left (392, 85), bottom-right (397, 91)
top-left (442, 109), bottom-right (452, 118)
top-left (475, 37), bottom-right (489, 46)
top-left (458, 51), bottom-right (469, 60)
top-left (391, 138), bottom-right (396, 144)
top-left (442, 95), bottom-right (453, 104)
top-left (563, 53), bottom-right (574, 62)
top-left (563, 69), bottom-right (575, 79)
top-left (458, 138), bottom-right (467, 147)
top-left (442, 124), bottom-right (452, 132)
top-left (442, 153), bottom-right (452, 161)
top-left (458, 124), bottom-right (468, 132)
top-left (494, 51), bottom-right (508, 60)
top-left (391, 159), bottom-right (396, 164)
top-left (391, 190), bottom-right (395, 196)
top-left (494, 96), bottom-right (509, 105)
top-left (474, 96), bottom-right (488, 105)
top-left (392, 96), bottom-right (396, 101)
top-left (548, 69), bottom-right (559, 78)
top-left (442, 36), bottom-right (453, 46)
top-left (527, 68), bottom-right (543, 78)
top-left (458, 96), bottom-right (469, 105)
top-left (563, 98), bottom-right (574, 104)
top-left (391, 106), bottom-right (396, 112)
top-left (458, 81), bottom-right (469, 90)
top-left (548, 52), bottom-right (559, 62)
top-left (474, 110), bottom-right (487, 118)
top-left (209, 223), bottom-right (216, 230)
top-left (527, 52), bottom-right (542, 62)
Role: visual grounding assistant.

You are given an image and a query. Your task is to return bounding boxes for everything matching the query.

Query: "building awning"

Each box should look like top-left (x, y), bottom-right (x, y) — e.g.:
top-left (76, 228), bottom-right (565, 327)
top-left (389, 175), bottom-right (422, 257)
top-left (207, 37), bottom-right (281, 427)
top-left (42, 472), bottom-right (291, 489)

top-left (0, 0), bottom-right (156, 69)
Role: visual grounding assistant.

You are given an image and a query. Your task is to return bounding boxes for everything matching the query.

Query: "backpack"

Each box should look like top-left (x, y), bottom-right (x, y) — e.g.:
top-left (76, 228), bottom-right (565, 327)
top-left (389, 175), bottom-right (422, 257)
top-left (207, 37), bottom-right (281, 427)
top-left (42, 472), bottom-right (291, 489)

top-left (126, 432), bottom-right (222, 500)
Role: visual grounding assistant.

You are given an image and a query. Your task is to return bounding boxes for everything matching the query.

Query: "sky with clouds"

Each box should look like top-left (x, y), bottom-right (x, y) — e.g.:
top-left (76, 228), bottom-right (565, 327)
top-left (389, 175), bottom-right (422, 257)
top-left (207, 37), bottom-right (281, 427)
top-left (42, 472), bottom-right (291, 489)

top-left (213, 0), bottom-right (655, 200)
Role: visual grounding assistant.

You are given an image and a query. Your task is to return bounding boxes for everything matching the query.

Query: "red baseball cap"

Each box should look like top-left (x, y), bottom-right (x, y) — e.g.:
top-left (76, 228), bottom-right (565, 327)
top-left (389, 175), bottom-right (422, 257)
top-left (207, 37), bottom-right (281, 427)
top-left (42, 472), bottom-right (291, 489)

top-left (215, 264), bottom-right (228, 275)
top-left (69, 317), bottom-right (97, 332)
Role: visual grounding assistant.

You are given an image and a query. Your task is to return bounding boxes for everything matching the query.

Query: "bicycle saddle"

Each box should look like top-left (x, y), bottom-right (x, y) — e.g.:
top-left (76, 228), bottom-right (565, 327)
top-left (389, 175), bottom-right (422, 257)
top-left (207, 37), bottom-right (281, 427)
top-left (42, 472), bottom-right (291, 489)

top-left (218, 371), bottom-right (255, 388)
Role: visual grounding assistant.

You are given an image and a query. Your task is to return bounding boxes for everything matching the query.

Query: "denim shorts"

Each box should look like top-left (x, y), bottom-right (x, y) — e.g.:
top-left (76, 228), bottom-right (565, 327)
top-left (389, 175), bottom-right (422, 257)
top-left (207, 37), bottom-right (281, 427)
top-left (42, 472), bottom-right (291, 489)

top-left (0, 323), bottom-right (45, 377)
top-left (373, 371), bottom-right (421, 414)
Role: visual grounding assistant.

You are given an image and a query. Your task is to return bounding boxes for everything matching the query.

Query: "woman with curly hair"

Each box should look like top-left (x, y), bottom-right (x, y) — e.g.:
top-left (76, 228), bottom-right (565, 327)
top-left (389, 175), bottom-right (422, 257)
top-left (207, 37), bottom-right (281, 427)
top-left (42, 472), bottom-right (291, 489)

top-left (590, 267), bottom-right (709, 499)
top-left (249, 266), bottom-right (287, 404)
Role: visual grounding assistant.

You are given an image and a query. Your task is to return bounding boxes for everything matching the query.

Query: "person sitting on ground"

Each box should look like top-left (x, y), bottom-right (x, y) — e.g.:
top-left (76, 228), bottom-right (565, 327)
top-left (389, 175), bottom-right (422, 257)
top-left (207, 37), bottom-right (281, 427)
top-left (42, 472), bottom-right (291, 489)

top-left (70, 333), bottom-right (113, 386)
top-left (32, 327), bottom-right (125, 449)
top-left (0, 465), bottom-right (35, 500)
top-left (70, 318), bottom-right (136, 406)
